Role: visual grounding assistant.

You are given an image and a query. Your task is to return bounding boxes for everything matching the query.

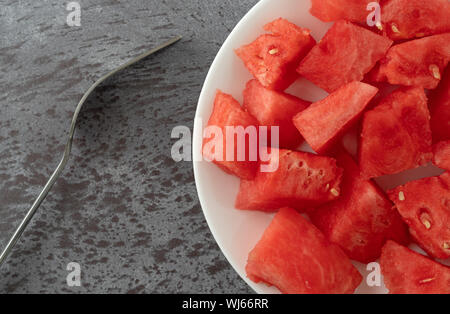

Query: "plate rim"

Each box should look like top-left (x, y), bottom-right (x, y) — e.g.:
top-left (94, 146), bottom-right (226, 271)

top-left (192, 0), bottom-right (271, 294)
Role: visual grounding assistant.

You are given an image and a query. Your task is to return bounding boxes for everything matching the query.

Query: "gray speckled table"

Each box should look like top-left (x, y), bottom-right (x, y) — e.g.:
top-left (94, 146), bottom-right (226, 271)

top-left (0, 0), bottom-right (257, 293)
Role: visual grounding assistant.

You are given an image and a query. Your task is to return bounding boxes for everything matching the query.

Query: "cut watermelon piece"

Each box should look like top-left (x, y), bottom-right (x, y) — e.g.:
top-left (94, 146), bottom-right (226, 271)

top-left (243, 79), bottom-right (309, 149)
top-left (433, 141), bottom-right (450, 171)
top-left (246, 207), bottom-right (362, 294)
top-left (202, 91), bottom-right (259, 180)
top-left (235, 148), bottom-right (343, 211)
top-left (297, 20), bottom-right (392, 93)
top-left (430, 67), bottom-right (450, 143)
top-left (235, 18), bottom-right (315, 91)
top-left (380, 241), bottom-right (450, 294)
top-left (374, 34), bottom-right (450, 89)
top-left (381, 0), bottom-right (450, 40)
top-left (388, 173), bottom-right (450, 259)
top-left (310, 0), bottom-right (379, 24)
top-left (293, 81), bottom-right (378, 153)
top-left (310, 151), bottom-right (409, 263)
top-left (359, 87), bottom-right (432, 179)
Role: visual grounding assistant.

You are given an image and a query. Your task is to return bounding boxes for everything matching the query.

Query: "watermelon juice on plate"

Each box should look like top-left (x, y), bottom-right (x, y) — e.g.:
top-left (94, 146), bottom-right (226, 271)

top-left (193, 0), bottom-right (450, 294)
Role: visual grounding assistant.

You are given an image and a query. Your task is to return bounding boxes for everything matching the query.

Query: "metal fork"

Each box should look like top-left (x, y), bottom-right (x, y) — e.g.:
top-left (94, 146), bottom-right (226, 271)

top-left (0, 36), bottom-right (182, 268)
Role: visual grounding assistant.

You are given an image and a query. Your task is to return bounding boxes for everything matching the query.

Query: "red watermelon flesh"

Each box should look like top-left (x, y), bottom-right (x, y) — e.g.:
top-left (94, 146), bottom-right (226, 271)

top-left (433, 141), bottom-right (450, 171)
top-left (374, 33), bottom-right (450, 89)
top-left (310, 151), bottom-right (409, 263)
top-left (365, 62), bottom-right (385, 83)
top-left (293, 81), bottom-right (378, 153)
top-left (310, 0), bottom-right (379, 24)
top-left (380, 241), bottom-right (450, 294)
top-left (246, 207), bottom-right (362, 294)
top-left (430, 67), bottom-right (450, 143)
top-left (202, 91), bottom-right (259, 180)
top-left (235, 148), bottom-right (343, 212)
top-left (235, 18), bottom-right (315, 91)
top-left (387, 173), bottom-right (450, 259)
top-left (381, 0), bottom-right (450, 40)
top-left (359, 87), bottom-right (432, 179)
top-left (297, 20), bottom-right (392, 93)
top-left (243, 79), bottom-right (309, 149)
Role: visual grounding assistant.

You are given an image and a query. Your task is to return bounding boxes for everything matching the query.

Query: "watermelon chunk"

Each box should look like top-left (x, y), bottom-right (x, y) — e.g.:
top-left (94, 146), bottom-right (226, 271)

top-left (433, 141), bottom-right (450, 171)
top-left (374, 33), bottom-right (450, 89)
top-left (297, 20), bottom-right (392, 93)
top-left (310, 0), bottom-right (379, 24)
top-left (430, 67), bottom-right (450, 143)
top-left (246, 207), bottom-right (362, 294)
top-left (293, 81), bottom-right (378, 153)
top-left (235, 148), bottom-right (343, 211)
top-left (381, 241), bottom-right (450, 294)
top-left (387, 173), bottom-right (450, 259)
top-left (235, 18), bottom-right (315, 91)
top-left (310, 151), bottom-right (409, 263)
top-left (243, 79), bottom-right (309, 149)
top-left (202, 91), bottom-right (258, 180)
top-left (381, 0), bottom-right (450, 40)
top-left (359, 87), bottom-right (432, 179)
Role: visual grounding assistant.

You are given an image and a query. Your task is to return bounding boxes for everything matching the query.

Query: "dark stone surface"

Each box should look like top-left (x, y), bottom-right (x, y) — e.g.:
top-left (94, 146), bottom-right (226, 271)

top-left (0, 0), bottom-right (256, 293)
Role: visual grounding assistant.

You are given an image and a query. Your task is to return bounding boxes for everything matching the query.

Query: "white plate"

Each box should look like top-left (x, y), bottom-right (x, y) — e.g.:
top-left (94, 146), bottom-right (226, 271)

top-left (192, 0), bottom-right (446, 294)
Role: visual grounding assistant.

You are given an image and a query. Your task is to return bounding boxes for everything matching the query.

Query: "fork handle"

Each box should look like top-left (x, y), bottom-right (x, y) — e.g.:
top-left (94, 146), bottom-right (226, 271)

top-left (0, 151), bottom-right (69, 266)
